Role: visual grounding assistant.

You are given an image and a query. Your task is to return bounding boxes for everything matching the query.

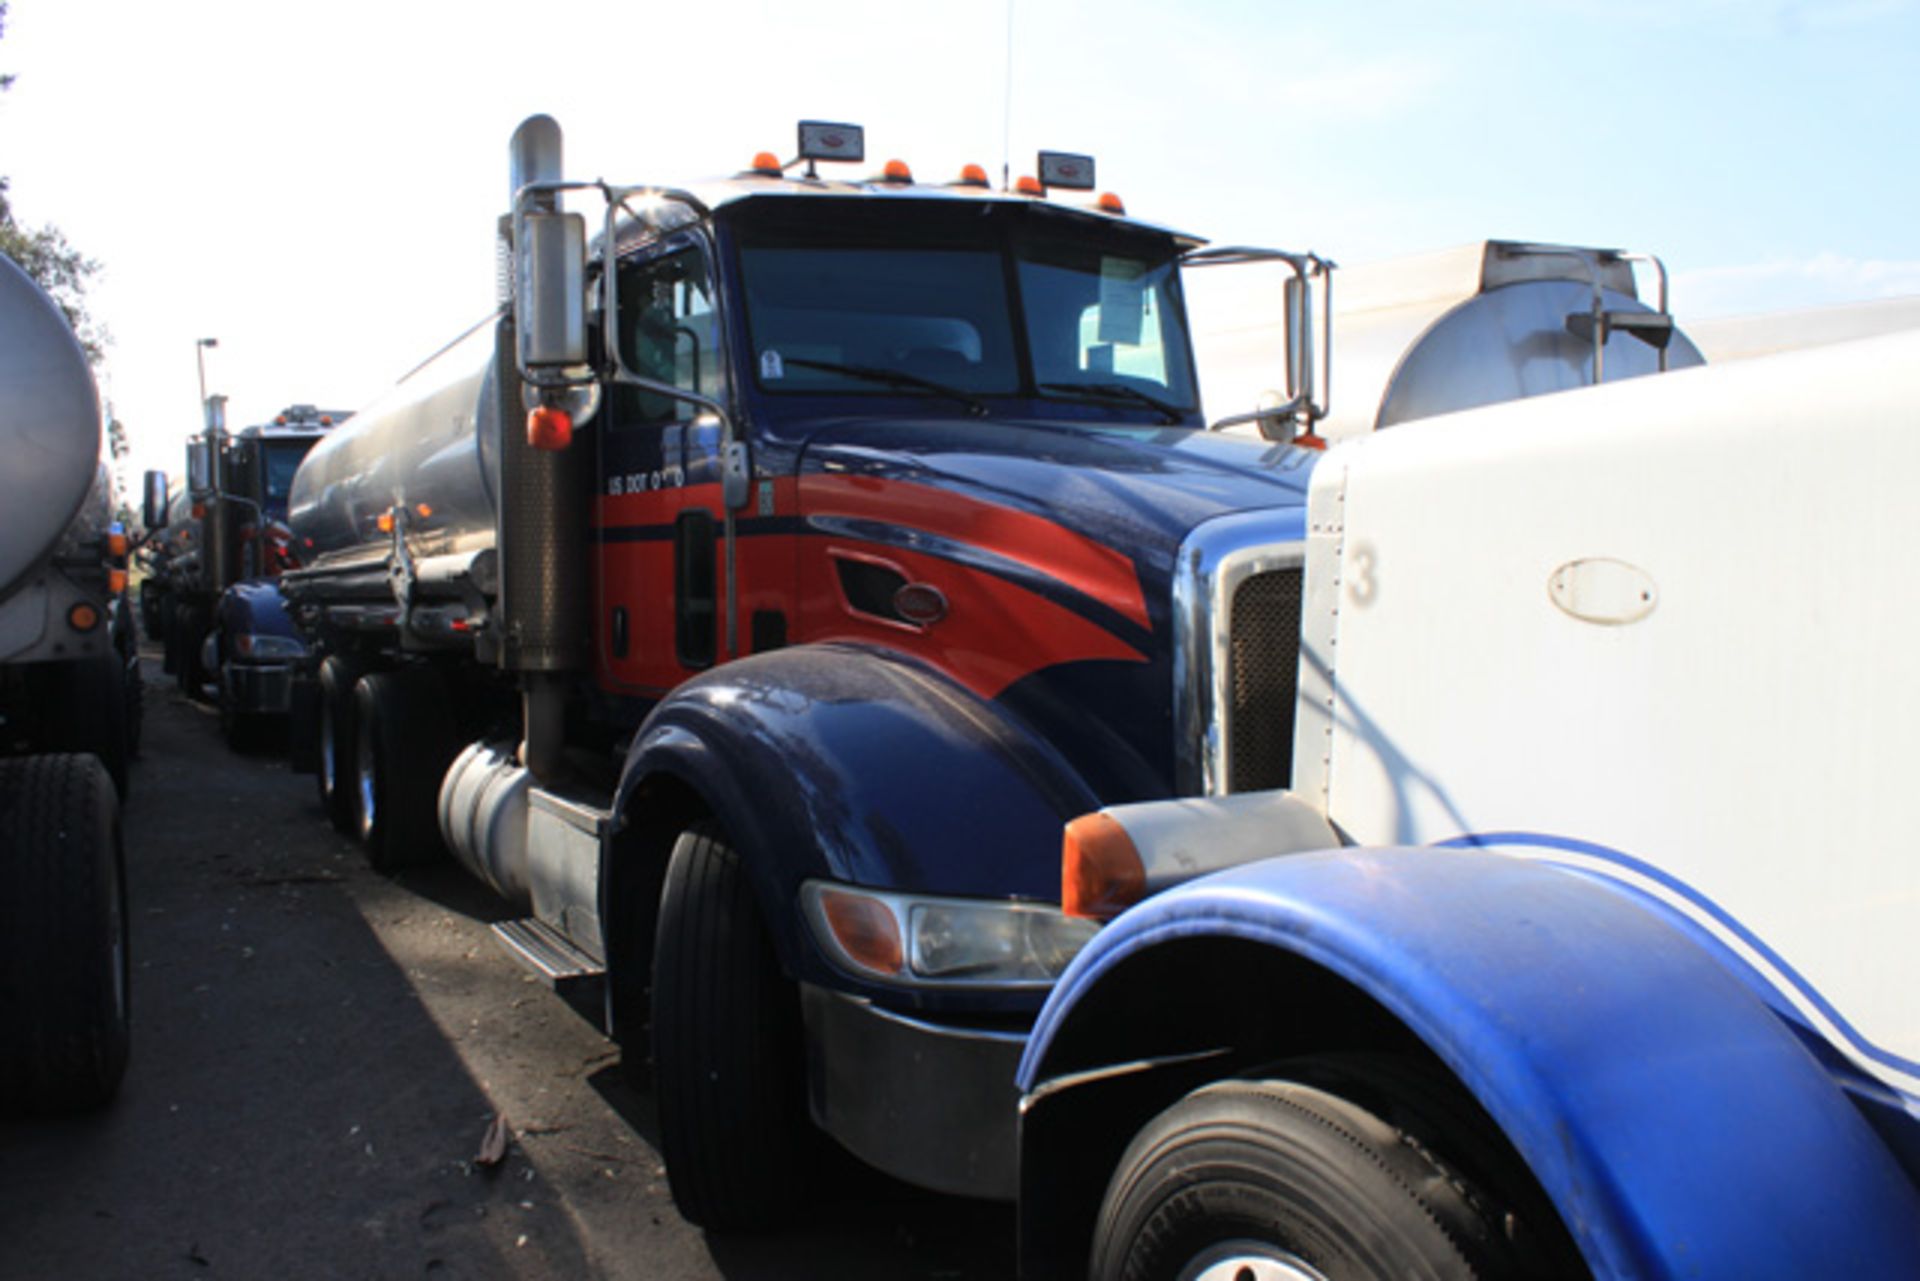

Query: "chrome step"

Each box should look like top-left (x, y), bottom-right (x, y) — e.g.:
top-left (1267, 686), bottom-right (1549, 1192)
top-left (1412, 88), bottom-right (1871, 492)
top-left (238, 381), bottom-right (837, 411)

top-left (491, 917), bottom-right (605, 989)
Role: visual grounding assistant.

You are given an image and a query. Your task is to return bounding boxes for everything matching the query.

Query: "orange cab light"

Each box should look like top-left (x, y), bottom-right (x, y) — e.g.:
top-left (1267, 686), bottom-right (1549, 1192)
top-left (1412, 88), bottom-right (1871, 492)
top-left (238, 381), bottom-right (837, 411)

top-left (414, 502), bottom-right (433, 520)
top-left (191, 502), bottom-right (207, 520)
top-left (527, 404), bottom-right (574, 451)
top-left (320, 415), bottom-right (334, 426)
top-left (956, 163), bottom-right (990, 188)
top-left (67, 602), bottom-right (101, 633)
top-left (107, 531), bottom-right (129, 559)
top-left (108, 568), bottom-right (128, 595)
top-left (1097, 191), bottom-right (1126, 214)
top-left (1294, 430), bottom-right (1328, 451)
top-left (275, 415), bottom-right (288, 425)
top-left (881, 158), bottom-right (913, 183)
top-left (376, 512), bottom-right (394, 534)
top-left (750, 150), bottom-right (784, 176)
top-left (1015, 174), bottom-right (1045, 196)
top-left (1061, 812), bottom-right (1147, 920)
top-left (817, 889), bottom-right (905, 976)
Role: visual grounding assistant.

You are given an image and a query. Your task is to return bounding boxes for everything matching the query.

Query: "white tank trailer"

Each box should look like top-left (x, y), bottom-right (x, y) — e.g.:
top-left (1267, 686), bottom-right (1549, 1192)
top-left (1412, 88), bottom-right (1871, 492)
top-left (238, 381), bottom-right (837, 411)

top-left (0, 252), bottom-right (133, 1114)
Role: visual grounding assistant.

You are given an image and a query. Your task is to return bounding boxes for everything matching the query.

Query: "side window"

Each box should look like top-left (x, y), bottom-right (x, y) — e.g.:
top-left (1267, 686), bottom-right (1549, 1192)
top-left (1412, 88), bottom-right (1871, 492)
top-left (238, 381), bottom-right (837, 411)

top-left (616, 244), bottom-right (722, 426)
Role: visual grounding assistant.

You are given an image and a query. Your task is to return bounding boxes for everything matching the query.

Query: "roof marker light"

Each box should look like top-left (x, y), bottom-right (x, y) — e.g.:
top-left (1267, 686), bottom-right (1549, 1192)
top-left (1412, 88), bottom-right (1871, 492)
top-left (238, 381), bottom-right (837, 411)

top-left (320, 415), bottom-right (334, 426)
top-left (955, 163), bottom-right (991, 188)
top-left (275, 414), bottom-right (288, 425)
top-left (1015, 175), bottom-right (1045, 197)
top-left (749, 150), bottom-right (784, 176)
top-left (880, 158), bottom-right (913, 183)
top-left (1097, 191), bottom-right (1126, 215)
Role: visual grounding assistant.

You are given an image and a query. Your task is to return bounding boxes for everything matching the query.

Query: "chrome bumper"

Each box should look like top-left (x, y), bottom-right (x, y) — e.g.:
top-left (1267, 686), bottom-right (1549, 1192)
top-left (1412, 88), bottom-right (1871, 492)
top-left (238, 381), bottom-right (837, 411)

top-left (224, 661), bottom-right (294, 714)
top-left (801, 984), bottom-right (1026, 1201)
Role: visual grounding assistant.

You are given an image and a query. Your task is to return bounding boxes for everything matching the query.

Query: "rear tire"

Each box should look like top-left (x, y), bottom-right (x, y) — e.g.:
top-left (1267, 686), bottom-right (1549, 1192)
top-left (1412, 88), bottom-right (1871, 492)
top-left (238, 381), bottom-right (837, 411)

top-left (0, 755), bottom-right (130, 1114)
top-left (1091, 1071), bottom-right (1528, 1281)
top-left (651, 823), bottom-right (811, 1231)
top-left (351, 667), bottom-right (456, 873)
top-left (316, 654), bottom-right (365, 836)
top-left (39, 655), bottom-right (131, 799)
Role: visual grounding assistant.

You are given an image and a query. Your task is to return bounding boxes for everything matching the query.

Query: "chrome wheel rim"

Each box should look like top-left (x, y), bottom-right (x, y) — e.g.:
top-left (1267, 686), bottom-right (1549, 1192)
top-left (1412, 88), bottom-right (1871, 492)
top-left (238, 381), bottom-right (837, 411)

top-left (1178, 1242), bottom-right (1330, 1281)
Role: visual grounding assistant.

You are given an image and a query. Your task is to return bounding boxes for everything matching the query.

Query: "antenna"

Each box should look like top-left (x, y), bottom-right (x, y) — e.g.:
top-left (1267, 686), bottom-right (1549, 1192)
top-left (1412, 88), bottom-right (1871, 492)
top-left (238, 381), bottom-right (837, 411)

top-left (1001, 0), bottom-right (1016, 191)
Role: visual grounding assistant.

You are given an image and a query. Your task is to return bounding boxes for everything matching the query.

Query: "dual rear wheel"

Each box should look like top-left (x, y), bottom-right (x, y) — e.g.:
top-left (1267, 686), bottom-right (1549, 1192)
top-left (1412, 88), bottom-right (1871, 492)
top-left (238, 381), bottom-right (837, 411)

top-left (315, 655), bottom-right (456, 872)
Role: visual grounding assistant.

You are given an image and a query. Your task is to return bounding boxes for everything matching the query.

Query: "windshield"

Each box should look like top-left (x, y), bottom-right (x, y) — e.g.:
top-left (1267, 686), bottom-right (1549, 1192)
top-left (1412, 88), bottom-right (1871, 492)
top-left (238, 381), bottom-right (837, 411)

top-left (735, 201), bottom-right (1197, 416)
top-left (264, 441), bottom-right (312, 506)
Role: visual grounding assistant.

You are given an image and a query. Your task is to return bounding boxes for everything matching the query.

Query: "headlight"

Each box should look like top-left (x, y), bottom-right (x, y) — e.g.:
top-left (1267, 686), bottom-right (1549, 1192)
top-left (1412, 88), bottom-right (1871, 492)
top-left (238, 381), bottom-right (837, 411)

top-left (801, 881), bottom-right (1100, 989)
top-left (231, 633), bottom-right (307, 660)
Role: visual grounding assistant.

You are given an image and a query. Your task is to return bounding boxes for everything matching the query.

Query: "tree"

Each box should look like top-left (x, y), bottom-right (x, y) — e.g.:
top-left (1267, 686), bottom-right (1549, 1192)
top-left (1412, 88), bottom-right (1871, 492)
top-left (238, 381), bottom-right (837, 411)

top-left (0, 2), bottom-right (107, 365)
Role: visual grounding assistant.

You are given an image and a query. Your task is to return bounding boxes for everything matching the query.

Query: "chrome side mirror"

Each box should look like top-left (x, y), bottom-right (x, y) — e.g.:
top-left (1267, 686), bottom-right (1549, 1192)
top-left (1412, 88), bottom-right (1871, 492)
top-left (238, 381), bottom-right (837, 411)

top-left (143, 470), bottom-right (169, 530)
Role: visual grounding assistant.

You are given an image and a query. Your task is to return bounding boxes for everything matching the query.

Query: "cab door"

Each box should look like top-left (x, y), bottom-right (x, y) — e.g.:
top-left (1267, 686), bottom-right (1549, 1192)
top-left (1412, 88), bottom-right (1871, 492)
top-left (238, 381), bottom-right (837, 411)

top-left (593, 237), bottom-right (730, 698)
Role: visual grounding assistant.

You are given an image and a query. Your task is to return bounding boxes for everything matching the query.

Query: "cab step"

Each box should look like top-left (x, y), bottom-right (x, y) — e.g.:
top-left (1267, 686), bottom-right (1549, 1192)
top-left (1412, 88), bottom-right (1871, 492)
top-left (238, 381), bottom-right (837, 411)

top-left (491, 917), bottom-right (605, 991)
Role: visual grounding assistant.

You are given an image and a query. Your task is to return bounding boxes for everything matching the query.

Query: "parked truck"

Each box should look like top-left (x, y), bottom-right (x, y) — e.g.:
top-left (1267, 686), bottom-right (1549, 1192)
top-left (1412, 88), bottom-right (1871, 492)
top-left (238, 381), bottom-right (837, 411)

top-left (145, 402), bottom-right (341, 743)
top-left (1014, 326), bottom-right (1920, 1278)
top-left (275, 115), bottom-right (1695, 1229)
top-left (0, 252), bottom-right (133, 1112)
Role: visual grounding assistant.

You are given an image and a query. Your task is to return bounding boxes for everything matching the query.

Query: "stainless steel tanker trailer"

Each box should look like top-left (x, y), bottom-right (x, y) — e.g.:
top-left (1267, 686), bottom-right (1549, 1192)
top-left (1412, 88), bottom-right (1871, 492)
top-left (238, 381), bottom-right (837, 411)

top-left (1191, 237), bottom-right (1704, 443)
top-left (0, 251), bottom-right (134, 1113)
top-left (276, 114), bottom-right (1704, 1229)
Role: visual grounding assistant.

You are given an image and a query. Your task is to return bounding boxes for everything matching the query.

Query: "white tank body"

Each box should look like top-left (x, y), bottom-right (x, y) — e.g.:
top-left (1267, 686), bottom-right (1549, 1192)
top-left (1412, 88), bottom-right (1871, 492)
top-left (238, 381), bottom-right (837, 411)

top-left (0, 254), bottom-right (103, 601)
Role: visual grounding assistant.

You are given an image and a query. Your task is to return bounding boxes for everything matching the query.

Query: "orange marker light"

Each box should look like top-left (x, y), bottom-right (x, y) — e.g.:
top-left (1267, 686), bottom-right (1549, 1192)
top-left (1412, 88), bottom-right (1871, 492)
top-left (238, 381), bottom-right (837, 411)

top-left (1015, 175), bottom-right (1045, 196)
top-left (1294, 430), bottom-right (1327, 451)
top-left (1061, 812), bottom-right (1147, 920)
top-left (67, 602), bottom-right (101, 633)
top-left (881, 158), bottom-right (914, 183)
top-left (320, 415), bottom-right (334, 426)
top-left (415, 503), bottom-right (433, 520)
top-left (527, 405), bottom-right (573, 451)
top-left (107, 531), bottom-right (129, 558)
top-left (109, 568), bottom-right (128, 595)
top-left (956, 163), bottom-right (990, 188)
top-left (376, 512), bottom-right (394, 534)
top-left (1097, 192), bottom-right (1126, 214)
top-left (817, 889), bottom-right (904, 976)
top-left (750, 150), bottom-right (783, 176)
top-left (275, 414), bottom-right (288, 425)
top-left (191, 502), bottom-right (207, 520)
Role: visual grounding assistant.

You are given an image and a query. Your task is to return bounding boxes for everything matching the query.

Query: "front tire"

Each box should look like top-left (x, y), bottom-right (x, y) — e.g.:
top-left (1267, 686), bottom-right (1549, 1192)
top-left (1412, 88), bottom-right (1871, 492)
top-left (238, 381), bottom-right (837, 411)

top-left (0, 755), bottom-right (131, 1114)
top-left (650, 823), bottom-right (811, 1232)
top-left (1091, 1072), bottom-right (1525, 1281)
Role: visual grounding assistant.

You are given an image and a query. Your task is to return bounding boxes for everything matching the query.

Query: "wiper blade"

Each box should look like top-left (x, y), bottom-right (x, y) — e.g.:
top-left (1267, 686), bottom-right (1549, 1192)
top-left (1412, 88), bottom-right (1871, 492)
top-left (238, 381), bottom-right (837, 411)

top-left (1037, 381), bottom-right (1184, 424)
top-left (783, 357), bottom-right (989, 417)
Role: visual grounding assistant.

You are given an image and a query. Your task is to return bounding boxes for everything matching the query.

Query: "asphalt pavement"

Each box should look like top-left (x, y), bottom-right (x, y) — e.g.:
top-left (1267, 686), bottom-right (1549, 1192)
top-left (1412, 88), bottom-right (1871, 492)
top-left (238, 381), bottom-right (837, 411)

top-left (0, 659), bottom-right (1015, 1280)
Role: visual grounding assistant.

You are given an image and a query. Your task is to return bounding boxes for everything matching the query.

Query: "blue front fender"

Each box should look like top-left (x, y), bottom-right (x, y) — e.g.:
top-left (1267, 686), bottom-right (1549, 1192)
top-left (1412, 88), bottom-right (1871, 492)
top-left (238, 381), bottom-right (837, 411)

top-left (1020, 847), bottom-right (1920, 1279)
top-left (612, 643), bottom-right (1101, 999)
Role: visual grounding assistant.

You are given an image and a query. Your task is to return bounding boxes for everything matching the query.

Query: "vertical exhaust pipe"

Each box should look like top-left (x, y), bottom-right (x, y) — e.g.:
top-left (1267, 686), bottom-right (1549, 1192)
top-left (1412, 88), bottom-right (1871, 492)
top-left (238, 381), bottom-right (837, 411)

top-left (498, 115), bottom-right (589, 782)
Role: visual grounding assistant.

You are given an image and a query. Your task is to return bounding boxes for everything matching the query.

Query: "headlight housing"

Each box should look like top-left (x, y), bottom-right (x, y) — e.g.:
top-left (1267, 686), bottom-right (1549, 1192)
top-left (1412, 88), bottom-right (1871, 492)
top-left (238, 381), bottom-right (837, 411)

top-left (801, 881), bottom-right (1100, 989)
top-left (231, 632), bottom-right (307, 660)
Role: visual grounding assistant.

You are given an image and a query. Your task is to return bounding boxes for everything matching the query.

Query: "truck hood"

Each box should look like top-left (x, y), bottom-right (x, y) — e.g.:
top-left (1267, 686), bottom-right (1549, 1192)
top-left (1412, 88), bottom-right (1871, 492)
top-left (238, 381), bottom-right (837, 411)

top-left (795, 415), bottom-right (1315, 579)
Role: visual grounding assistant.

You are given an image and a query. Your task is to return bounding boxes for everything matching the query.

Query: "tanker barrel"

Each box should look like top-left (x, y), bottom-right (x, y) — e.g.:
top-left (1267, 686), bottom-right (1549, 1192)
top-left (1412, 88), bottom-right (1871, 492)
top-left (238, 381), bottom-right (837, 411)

top-left (0, 253), bottom-right (103, 603)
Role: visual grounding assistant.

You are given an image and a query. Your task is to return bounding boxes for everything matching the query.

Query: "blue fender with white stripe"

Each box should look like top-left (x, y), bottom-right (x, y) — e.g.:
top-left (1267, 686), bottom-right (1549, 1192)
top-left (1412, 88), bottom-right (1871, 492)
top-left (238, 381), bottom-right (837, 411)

top-left (1017, 846), bottom-right (1920, 1279)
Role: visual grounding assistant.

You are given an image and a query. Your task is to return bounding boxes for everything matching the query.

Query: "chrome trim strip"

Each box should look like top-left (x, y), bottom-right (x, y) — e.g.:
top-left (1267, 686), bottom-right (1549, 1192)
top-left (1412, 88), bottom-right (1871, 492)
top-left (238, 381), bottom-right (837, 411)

top-left (1172, 510), bottom-right (1306, 796)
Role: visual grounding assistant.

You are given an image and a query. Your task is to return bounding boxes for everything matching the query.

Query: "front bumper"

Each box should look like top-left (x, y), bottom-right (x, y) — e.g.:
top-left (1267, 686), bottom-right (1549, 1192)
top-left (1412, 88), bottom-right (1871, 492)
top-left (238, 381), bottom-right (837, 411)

top-left (223, 661), bottom-right (295, 715)
top-left (801, 984), bottom-right (1027, 1201)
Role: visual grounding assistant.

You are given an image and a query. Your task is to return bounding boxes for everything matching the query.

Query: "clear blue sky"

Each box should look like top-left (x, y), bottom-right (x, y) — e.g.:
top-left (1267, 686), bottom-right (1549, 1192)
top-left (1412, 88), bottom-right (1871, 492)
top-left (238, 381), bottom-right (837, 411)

top-left (5, 0), bottom-right (1917, 485)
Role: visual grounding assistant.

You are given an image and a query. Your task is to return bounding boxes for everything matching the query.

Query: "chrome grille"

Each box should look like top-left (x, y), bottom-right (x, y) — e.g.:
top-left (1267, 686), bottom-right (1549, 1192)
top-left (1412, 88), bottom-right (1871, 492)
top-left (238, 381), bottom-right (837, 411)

top-left (1226, 567), bottom-right (1303, 792)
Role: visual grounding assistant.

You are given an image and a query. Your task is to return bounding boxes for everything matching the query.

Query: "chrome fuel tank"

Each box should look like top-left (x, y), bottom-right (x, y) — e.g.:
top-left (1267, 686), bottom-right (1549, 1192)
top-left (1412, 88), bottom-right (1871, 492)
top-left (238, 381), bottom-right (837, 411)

top-left (0, 253), bottom-right (102, 601)
top-left (288, 322), bottom-right (503, 564)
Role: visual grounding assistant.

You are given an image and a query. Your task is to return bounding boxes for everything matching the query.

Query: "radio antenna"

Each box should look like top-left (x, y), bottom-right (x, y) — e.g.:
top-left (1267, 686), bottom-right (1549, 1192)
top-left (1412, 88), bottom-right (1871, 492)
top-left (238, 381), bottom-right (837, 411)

top-left (1001, 0), bottom-right (1016, 191)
